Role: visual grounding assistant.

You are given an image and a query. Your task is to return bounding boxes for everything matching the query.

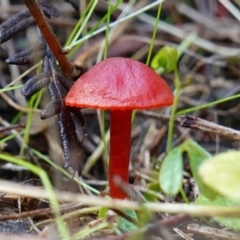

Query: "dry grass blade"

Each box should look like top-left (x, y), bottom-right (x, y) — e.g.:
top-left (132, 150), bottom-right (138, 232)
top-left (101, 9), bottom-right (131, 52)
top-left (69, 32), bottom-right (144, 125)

top-left (0, 179), bottom-right (240, 218)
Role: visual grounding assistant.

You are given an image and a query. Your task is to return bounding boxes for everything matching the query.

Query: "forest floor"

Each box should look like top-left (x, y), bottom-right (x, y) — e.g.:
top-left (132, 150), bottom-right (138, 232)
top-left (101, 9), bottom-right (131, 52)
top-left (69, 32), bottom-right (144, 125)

top-left (1, 0), bottom-right (240, 239)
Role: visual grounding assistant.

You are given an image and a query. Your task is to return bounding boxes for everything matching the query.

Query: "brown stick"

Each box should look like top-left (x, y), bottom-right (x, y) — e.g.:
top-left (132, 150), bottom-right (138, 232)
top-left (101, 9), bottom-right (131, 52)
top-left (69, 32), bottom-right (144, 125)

top-left (24, 0), bottom-right (74, 76)
top-left (88, 214), bottom-right (191, 240)
top-left (178, 115), bottom-right (240, 141)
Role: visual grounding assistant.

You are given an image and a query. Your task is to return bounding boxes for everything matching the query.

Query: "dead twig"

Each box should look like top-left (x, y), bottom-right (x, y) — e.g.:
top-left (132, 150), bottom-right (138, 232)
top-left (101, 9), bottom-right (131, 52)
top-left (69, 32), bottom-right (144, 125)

top-left (89, 214), bottom-right (191, 240)
top-left (178, 115), bottom-right (240, 141)
top-left (187, 223), bottom-right (240, 240)
top-left (0, 202), bottom-right (83, 221)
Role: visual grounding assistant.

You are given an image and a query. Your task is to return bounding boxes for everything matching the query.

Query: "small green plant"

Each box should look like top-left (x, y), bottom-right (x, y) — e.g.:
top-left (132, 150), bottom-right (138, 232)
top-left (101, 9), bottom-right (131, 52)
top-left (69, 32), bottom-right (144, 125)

top-left (195, 195), bottom-right (240, 231)
top-left (199, 151), bottom-right (240, 201)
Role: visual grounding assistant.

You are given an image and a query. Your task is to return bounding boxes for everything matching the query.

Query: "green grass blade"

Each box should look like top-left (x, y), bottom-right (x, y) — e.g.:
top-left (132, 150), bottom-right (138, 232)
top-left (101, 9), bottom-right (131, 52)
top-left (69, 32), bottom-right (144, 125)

top-left (0, 153), bottom-right (70, 239)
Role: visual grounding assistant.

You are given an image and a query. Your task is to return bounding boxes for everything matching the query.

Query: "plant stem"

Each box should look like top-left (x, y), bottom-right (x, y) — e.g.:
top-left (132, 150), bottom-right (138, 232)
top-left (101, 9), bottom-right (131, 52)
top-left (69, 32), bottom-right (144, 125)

top-left (176, 92), bottom-right (240, 116)
top-left (109, 110), bottom-right (132, 199)
top-left (167, 90), bottom-right (181, 152)
top-left (146, 2), bottom-right (162, 66)
top-left (166, 67), bottom-right (189, 203)
top-left (24, 0), bottom-right (74, 76)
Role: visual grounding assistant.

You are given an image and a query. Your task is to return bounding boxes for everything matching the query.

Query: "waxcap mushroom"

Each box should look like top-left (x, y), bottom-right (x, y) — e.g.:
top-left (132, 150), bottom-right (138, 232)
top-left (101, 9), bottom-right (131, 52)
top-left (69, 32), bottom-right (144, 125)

top-left (65, 57), bottom-right (173, 199)
top-left (65, 57), bottom-right (173, 110)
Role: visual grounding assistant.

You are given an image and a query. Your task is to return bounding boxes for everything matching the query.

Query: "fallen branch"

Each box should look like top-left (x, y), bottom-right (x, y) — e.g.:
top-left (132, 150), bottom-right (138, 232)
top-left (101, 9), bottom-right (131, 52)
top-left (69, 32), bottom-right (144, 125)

top-left (178, 115), bottom-right (240, 141)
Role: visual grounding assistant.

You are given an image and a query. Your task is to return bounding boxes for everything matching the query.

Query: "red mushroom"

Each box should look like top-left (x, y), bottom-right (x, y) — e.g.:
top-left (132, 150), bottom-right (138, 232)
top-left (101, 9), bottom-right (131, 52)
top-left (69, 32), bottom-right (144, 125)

top-left (65, 57), bottom-right (173, 199)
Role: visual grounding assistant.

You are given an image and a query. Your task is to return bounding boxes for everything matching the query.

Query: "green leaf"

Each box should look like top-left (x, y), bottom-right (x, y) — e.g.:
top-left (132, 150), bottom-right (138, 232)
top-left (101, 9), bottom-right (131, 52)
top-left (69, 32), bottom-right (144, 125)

top-left (159, 147), bottom-right (183, 196)
top-left (151, 46), bottom-right (178, 72)
top-left (195, 195), bottom-right (240, 230)
top-left (144, 182), bottom-right (161, 202)
top-left (181, 139), bottom-right (216, 198)
top-left (199, 151), bottom-right (240, 201)
top-left (98, 206), bottom-right (108, 219)
top-left (117, 209), bottom-right (138, 232)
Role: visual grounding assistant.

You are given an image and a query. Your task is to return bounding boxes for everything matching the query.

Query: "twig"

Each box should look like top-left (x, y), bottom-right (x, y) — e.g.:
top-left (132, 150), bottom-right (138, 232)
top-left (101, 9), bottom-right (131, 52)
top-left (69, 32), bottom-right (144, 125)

top-left (113, 175), bottom-right (142, 202)
top-left (89, 214), bottom-right (191, 240)
top-left (145, 214), bottom-right (191, 237)
top-left (0, 124), bottom-right (23, 135)
top-left (0, 202), bottom-right (83, 221)
top-left (0, 207), bottom-right (51, 221)
top-left (1, 179), bottom-right (240, 218)
top-left (23, 0), bottom-right (74, 76)
top-left (178, 115), bottom-right (240, 141)
top-left (187, 223), bottom-right (240, 240)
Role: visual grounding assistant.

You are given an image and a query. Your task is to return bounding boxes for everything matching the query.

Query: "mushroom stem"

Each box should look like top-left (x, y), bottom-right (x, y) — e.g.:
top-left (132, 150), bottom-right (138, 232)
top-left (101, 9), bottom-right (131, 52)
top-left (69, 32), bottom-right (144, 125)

top-left (109, 110), bottom-right (132, 199)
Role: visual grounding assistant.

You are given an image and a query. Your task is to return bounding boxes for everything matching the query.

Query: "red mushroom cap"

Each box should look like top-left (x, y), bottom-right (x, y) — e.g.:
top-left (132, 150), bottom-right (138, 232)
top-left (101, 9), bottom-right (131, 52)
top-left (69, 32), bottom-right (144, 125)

top-left (65, 57), bottom-right (173, 110)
